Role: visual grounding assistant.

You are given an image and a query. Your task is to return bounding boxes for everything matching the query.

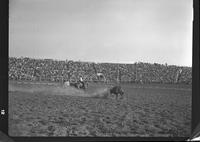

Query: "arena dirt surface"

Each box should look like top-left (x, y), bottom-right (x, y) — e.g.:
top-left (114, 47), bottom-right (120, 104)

top-left (8, 81), bottom-right (191, 137)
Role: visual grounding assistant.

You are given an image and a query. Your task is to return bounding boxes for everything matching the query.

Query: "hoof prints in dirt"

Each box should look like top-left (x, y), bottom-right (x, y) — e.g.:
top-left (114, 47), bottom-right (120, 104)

top-left (9, 83), bottom-right (191, 137)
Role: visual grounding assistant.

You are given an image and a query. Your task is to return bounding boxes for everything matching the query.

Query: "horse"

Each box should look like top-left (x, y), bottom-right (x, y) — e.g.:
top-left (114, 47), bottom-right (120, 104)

top-left (64, 80), bottom-right (87, 90)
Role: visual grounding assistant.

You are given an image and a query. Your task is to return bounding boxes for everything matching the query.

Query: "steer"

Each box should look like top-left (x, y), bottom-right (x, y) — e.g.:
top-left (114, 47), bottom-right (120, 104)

top-left (109, 85), bottom-right (124, 100)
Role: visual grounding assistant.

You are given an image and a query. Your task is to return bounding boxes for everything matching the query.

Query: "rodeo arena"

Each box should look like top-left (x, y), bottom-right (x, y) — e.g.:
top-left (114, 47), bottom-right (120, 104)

top-left (8, 57), bottom-right (192, 137)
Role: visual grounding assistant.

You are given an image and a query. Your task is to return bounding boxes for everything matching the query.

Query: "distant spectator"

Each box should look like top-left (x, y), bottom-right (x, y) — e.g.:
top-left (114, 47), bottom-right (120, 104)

top-left (8, 57), bottom-right (192, 84)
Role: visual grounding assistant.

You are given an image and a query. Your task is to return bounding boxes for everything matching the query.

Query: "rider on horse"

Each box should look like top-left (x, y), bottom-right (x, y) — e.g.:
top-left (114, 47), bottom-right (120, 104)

top-left (78, 76), bottom-right (85, 89)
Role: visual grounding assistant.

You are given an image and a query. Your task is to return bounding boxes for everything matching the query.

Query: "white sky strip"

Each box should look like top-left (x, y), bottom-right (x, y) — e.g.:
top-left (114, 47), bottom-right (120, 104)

top-left (9, 0), bottom-right (193, 66)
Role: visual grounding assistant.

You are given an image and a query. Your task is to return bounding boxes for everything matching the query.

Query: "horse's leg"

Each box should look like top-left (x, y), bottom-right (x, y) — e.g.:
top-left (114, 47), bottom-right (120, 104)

top-left (74, 83), bottom-right (76, 87)
top-left (122, 93), bottom-right (124, 99)
top-left (77, 83), bottom-right (80, 89)
top-left (116, 94), bottom-right (118, 100)
top-left (120, 94), bottom-right (123, 100)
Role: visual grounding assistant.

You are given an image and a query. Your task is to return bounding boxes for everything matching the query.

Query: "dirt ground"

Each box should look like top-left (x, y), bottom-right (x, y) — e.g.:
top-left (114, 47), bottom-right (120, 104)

top-left (8, 81), bottom-right (191, 137)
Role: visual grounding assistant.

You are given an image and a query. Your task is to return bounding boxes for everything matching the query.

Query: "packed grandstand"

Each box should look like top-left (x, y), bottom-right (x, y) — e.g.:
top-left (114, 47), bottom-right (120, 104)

top-left (9, 57), bottom-right (192, 84)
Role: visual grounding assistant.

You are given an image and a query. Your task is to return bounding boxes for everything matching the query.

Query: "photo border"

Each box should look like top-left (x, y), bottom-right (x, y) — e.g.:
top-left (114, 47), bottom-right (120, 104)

top-left (0, 0), bottom-right (199, 141)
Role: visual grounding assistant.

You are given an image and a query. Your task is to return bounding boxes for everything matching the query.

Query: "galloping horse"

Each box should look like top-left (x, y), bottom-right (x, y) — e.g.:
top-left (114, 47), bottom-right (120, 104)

top-left (64, 80), bottom-right (87, 90)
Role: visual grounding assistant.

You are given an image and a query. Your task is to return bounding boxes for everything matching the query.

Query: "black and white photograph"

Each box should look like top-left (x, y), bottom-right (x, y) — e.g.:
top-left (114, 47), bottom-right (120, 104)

top-left (9, 0), bottom-right (192, 137)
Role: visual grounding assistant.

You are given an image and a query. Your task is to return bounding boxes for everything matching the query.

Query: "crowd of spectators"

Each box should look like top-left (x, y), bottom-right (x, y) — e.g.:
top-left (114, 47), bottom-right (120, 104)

top-left (9, 57), bottom-right (192, 84)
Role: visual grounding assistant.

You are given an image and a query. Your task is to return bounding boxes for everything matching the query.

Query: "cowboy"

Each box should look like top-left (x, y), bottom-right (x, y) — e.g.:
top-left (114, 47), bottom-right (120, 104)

top-left (79, 76), bottom-right (85, 89)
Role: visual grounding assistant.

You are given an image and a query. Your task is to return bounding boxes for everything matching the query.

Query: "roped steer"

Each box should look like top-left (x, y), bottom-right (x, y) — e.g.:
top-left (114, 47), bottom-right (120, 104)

top-left (109, 85), bottom-right (124, 100)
